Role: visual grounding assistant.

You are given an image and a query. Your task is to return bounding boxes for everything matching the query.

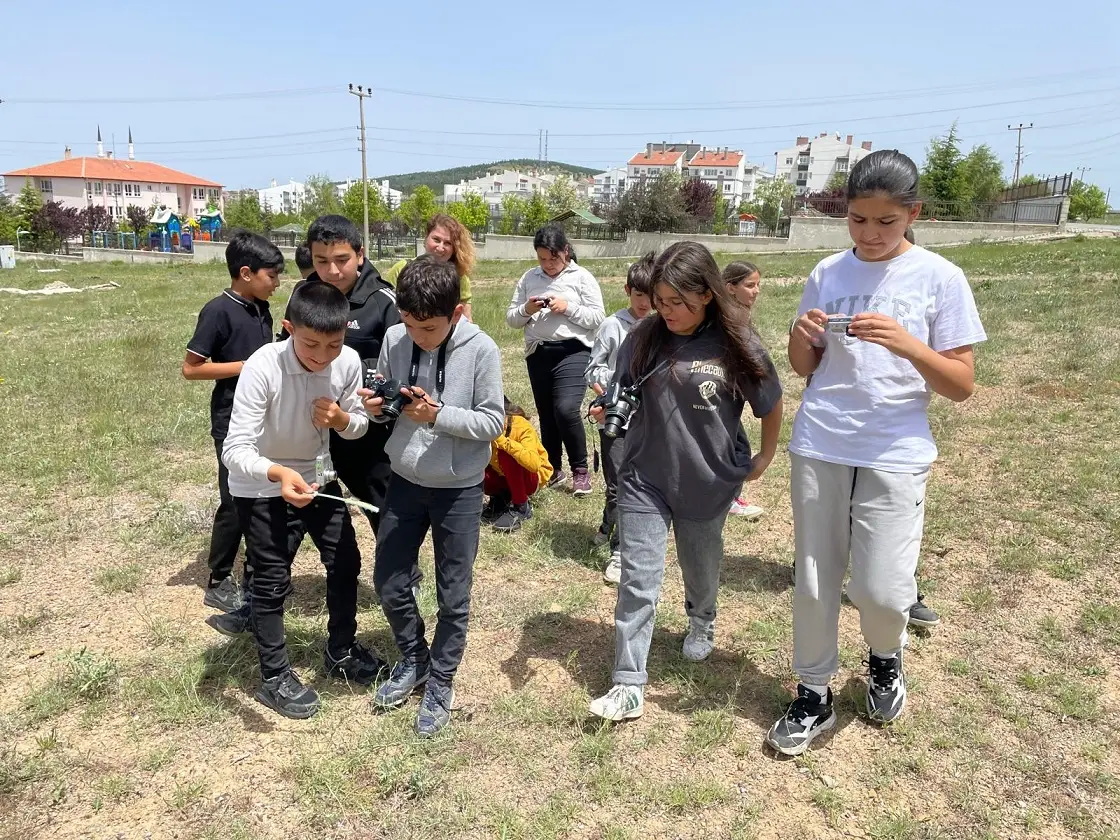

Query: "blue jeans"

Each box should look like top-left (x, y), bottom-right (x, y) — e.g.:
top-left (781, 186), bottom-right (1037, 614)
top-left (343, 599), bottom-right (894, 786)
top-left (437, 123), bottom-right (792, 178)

top-left (374, 474), bottom-right (484, 684)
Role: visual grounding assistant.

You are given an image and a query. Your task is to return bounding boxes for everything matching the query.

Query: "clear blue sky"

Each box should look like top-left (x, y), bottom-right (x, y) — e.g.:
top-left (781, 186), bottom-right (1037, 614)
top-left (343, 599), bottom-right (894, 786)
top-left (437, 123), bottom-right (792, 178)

top-left (2, 0), bottom-right (1118, 200)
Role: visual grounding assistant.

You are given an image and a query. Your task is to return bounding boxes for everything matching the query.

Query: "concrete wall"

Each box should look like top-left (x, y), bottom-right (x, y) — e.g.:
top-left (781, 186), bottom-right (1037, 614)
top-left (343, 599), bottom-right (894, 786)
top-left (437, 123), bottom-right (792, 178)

top-left (474, 231), bottom-right (794, 260)
top-left (191, 240), bottom-right (296, 264)
top-left (83, 247), bottom-right (195, 264)
top-left (786, 216), bottom-right (1064, 251)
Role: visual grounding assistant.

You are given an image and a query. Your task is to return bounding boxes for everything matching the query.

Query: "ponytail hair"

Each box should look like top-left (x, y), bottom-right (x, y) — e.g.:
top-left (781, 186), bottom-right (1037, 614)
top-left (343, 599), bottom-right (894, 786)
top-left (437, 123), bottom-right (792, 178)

top-left (904, 227), bottom-right (916, 244)
top-left (503, 395), bottom-right (528, 418)
top-left (847, 149), bottom-right (921, 208)
top-left (533, 224), bottom-right (577, 264)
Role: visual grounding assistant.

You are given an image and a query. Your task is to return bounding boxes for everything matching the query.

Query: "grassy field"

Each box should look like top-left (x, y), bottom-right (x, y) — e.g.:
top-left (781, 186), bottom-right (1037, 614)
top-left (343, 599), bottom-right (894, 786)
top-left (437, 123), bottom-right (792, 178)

top-left (0, 239), bottom-right (1118, 840)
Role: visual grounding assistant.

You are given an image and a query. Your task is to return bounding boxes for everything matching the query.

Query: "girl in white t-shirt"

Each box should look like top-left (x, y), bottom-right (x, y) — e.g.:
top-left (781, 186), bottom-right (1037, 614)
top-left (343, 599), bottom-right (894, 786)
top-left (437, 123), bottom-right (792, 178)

top-left (767, 150), bottom-right (987, 756)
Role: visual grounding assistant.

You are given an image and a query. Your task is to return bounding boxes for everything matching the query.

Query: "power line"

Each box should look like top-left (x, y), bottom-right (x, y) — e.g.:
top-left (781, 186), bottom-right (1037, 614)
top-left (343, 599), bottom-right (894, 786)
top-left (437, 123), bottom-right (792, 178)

top-left (3, 86), bottom-right (338, 105)
top-left (372, 66), bottom-right (1120, 112)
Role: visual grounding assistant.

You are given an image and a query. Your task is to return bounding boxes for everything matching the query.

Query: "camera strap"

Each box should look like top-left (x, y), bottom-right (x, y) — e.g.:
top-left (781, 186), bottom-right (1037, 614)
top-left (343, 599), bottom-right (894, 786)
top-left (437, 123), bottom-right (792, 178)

top-left (408, 330), bottom-right (452, 399)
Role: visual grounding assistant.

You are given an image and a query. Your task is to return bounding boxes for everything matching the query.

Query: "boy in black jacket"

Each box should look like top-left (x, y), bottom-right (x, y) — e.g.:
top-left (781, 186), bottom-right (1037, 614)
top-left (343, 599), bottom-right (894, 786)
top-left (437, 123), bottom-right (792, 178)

top-left (284, 215), bottom-right (401, 536)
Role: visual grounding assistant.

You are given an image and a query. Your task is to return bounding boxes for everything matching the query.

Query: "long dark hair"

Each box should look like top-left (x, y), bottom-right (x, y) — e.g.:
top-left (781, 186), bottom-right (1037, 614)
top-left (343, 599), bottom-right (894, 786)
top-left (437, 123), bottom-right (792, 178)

top-left (628, 242), bottom-right (767, 397)
top-left (503, 395), bottom-right (528, 418)
top-left (533, 224), bottom-right (578, 263)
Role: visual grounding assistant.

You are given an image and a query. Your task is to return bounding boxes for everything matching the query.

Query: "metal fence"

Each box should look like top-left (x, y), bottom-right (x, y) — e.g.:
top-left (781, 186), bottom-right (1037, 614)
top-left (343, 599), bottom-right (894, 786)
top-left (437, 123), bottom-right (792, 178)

top-left (791, 195), bottom-right (1065, 225)
top-left (998, 173), bottom-right (1072, 202)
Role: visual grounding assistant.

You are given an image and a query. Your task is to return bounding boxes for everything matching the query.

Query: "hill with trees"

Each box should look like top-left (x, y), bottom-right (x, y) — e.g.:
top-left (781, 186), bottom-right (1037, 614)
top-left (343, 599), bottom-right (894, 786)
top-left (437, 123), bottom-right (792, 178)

top-left (374, 160), bottom-right (602, 195)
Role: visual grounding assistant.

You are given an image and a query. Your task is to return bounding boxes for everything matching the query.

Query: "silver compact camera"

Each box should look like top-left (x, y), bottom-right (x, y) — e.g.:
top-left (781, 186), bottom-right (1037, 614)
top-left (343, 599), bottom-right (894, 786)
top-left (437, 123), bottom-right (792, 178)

top-left (826, 315), bottom-right (854, 335)
top-left (315, 454), bottom-right (337, 485)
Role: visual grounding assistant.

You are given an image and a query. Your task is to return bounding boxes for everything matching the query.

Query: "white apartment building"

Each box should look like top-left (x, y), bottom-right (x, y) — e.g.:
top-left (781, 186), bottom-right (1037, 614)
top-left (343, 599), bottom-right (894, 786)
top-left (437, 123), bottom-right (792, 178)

top-left (2, 130), bottom-right (222, 221)
top-left (328, 178), bottom-right (402, 211)
top-left (444, 168), bottom-right (568, 215)
top-left (684, 147), bottom-right (778, 205)
top-left (774, 133), bottom-right (874, 194)
top-left (591, 167), bottom-right (627, 206)
top-left (258, 179), bottom-right (306, 215)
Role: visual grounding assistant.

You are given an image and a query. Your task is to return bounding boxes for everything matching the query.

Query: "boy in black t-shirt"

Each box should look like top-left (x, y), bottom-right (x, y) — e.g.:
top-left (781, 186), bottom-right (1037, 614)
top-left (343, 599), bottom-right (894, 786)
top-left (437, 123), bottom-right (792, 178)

top-left (183, 231), bottom-right (282, 613)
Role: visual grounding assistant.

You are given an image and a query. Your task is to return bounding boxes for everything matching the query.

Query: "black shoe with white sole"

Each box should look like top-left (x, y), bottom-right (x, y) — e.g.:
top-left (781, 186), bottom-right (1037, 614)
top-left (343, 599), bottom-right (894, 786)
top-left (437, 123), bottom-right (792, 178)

top-left (205, 603), bottom-right (251, 637)
top-left (866, 650), bottom-right (907, 723)
top-left (766, 685), bottom-right (836, 756)
top-left (203, 576), bottom-right (244, 613)
top-left (907, 594), bottom-right (940, 629)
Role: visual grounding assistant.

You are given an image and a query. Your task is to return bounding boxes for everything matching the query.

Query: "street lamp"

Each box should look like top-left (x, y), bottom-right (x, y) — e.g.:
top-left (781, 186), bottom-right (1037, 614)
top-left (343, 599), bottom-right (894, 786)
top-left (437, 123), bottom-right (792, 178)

top-left (15, 229), bottom-right (31, 251)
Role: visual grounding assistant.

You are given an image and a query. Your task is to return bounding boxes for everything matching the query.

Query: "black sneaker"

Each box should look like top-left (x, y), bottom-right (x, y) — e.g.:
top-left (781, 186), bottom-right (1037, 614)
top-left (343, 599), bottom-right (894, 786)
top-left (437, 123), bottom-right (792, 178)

top-left (372, 659), bottom-right (430, 710)
top-left (547, 469), bottom-right (568, 489)
top-left (205, 603), bottom-right (251, 637)
top-left (203, 576), bottom-right (243, 613)
top-left (492, 501), bottom-right (532, 533)
top-left (907, 594), bottom-right (940, 629)
top-left (324, 640), bottom-right (388, 686)
top-left (415, 680), bottom-right (454, 737)
top-left (765, 685), bottom-right (837, 756)
top-left (866, 651), bottom-right (907, 723)
top-left (254, 669), bottom-right (320, 719)
top-left (481, 493), bottom-right (510, 524)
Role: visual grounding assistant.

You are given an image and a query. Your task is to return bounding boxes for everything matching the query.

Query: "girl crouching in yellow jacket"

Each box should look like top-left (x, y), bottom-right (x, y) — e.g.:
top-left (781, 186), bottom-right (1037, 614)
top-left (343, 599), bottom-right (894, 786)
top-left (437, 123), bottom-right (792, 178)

top-left (483, 398), bottom-right (553, 532)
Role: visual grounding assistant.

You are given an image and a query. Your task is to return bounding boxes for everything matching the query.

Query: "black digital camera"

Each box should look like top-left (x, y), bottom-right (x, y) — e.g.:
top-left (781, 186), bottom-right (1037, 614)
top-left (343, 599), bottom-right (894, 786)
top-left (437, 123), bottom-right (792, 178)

top-left (364, 371), bottom-right (413, 420)
top-left (590, 381), bottom-right (642, 439)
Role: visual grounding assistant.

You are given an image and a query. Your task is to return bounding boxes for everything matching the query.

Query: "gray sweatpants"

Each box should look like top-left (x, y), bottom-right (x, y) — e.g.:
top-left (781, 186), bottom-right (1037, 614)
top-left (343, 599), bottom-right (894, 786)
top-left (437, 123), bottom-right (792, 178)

top-left (613, 506), bottom-right (727, 686)
top-left (791, 453), bottom-right (929, 687)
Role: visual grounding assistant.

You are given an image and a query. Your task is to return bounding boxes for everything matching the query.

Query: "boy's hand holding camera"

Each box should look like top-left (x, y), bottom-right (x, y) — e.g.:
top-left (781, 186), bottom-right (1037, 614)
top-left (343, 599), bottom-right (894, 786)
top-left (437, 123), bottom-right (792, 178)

top-left (267, 464), bottom-right (318, 508)
top-left (360, 381), bottom-right (440, 423)
top-left (311, 397), bottom-right (349, 431)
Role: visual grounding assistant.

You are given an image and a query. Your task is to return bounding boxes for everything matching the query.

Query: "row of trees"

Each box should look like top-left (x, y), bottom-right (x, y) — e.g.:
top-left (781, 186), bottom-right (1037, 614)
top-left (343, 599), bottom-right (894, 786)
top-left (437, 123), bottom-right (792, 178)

top-left (0, 182), bottom-right (152, 251)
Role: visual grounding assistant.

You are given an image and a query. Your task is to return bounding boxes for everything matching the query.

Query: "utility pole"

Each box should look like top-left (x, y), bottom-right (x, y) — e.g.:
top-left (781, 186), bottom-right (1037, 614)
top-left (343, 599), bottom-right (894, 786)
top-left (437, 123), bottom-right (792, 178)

top-left (544, 130), bottom-right (549, 165)
top-left (1076, 166), bottom-right (1092, 183)
top-left (348, 84), bottom-right (372, 257)
top-left (1007, 122), bottom-right (1033, 187)
top-left (538, 129), bottom-right (543, 167)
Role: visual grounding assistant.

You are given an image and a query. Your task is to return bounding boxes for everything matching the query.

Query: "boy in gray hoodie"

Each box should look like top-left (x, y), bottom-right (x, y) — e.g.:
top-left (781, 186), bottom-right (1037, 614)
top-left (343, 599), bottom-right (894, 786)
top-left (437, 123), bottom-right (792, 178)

top-left (360, 256), bottom-right (504, 736)
top-left (585, 253), bottom-right (655, 584)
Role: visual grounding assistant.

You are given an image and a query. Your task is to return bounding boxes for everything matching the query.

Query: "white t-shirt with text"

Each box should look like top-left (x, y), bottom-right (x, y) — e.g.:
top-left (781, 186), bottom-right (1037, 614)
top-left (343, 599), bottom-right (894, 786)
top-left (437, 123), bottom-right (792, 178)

top-left (790, 245), bottom-right (987, 472)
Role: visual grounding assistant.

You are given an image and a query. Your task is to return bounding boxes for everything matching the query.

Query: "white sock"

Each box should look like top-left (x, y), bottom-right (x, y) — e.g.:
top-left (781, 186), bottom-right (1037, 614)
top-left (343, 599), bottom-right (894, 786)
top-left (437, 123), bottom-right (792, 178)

top-left (801, 683), bottom-right (829, 700)
top-left (870, 648), bottom-right (901, 661)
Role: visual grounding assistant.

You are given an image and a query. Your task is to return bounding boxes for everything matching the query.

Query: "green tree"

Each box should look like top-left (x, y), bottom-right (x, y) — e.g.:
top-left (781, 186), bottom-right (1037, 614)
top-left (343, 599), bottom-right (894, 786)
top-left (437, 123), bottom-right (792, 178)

top-left (1017, 174), bottom-right (1042, 187)
top-left (15, 181), bottom-right (42, 234)
top-left (125, 205), bottom-right (151, 239)
top-left (712, 193), bottom-right (730, 235)
top-left (522, 191), bottom-right (551, 234)
top-left (960, 144), bottom-right (1005, 203)
top-left (545, 177), bottom-right (584, 217)
top-left (448, 192), bottom-right (491, 232)
top-left (394, 185), bottom-right (439, 234)
top-left (303, 173), bottom-right (341, 221)
top-left (920, 123), bottom-right (970, 203)
top-left (639, 171), bottom-right (686, 232)
top-left (824, 171), bottom-right (848, 193)
top-left (341, 180), bottom-right (391, 233)
top-left (498, 194), bottom-right (528, 235)
top-left (743, 178), bottom-right (794, 233)
top-left (0, 194), bottom-right (19, 245)
top-left (223, 192), bottom-right (266, 232)
top-left (1068, 180), bottom-right (1109, 221)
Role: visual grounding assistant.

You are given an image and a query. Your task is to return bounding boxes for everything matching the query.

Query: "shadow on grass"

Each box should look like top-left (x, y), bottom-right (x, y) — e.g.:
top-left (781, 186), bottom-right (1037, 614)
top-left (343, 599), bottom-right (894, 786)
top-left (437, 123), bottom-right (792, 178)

top-left (720, 553), bottom-right (794, 595)
top-left (501, 611), bottom-right (805, 733)
top-left (164, 549), bottom-right (211, 591)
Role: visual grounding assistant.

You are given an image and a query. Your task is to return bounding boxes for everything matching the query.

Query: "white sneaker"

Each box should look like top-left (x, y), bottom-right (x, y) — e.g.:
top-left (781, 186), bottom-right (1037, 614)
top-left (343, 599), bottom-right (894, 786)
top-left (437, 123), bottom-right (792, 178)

top-left (728, 498), bottom-right (763, 520)
top-left (682, 617), bottom-right (715, 661)
top-left (589, 684), bottom-right (644, 721)
top-left (603, 552), bottom-right (622, 585)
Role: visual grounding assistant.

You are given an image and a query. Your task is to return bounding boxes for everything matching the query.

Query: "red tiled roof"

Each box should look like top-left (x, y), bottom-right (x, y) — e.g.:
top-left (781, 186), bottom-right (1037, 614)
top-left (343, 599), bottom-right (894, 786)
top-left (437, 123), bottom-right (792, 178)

top-left (628, 150), bottom-right (684, 166)
top-left (688, 150), bottom-right (744, 168)
top-left (3, 157), bottom-right (222, 188)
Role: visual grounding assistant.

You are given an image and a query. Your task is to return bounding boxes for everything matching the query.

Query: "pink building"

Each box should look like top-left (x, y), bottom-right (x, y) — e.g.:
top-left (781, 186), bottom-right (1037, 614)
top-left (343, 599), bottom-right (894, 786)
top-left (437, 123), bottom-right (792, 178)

top-left (3, 130), bottom-right (223, 223)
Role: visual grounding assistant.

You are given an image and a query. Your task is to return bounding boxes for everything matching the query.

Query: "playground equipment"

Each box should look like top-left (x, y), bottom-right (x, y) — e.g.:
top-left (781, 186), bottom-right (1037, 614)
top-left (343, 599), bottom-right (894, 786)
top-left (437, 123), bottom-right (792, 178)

top-left (150, 208), bottom-right (183, 252)
top-left (91, 231), bottom-right (139, 249)
top-left (198, 209), bottom-right (223, 242)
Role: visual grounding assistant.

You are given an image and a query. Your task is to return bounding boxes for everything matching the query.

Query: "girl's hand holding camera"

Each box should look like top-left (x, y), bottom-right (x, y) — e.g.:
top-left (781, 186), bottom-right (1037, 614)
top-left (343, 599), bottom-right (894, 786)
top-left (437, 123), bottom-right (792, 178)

top-left (792, 309), bottom-right (828, 347)
top-left (588, 382), bottom-right (606, 423)
top-left (525, 295), bottom-right (549, 315)
top-left (847, 312), bottom-right (921, 358)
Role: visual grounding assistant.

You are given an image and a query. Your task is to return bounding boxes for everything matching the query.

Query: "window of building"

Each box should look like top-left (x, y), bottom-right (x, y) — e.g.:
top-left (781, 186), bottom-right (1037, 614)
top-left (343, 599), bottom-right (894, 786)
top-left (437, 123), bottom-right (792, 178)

top-left (724, 183), bottom-right (732, 191)
top-left (125, 184), bottom-right (133, 197)
top-left (113, 183), bottom-right (122, 195)
top-left (786, 157), bottom-right (793, 165)
top-left (38, 179), bottom-right (53, 191)
top-left (94, 182), bottom-right (103, 195)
